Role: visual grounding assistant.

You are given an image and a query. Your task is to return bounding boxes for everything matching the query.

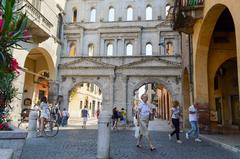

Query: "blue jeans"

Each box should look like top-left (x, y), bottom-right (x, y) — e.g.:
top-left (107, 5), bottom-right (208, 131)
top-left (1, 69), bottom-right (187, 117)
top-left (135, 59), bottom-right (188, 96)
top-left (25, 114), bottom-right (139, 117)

top-left (187, 121), bottom-right (199, 138)
top-left (61, 116), bottom-right (68, 127)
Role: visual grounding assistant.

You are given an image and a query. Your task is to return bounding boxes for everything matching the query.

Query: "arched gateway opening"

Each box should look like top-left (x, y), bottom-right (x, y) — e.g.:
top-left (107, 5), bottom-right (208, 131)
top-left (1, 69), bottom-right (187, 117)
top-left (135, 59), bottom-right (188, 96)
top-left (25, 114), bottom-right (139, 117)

top-left (68, 82), bottom-right (103, 126)
top-left (133, 81), bottom-right (174, 123)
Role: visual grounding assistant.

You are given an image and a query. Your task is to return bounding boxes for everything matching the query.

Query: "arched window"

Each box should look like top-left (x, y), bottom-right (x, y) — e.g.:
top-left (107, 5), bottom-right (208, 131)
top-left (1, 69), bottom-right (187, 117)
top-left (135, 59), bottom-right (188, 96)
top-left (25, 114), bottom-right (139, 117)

top-left (127, 6), bottom-right (133, 21)
top-left (126, 43), bottom-right (133, 56)
top-left (146, 5), bottom-right (152, 20)
top-left (90, 8), bottom-right (96, 22)
top-left (73, 8), bottom-right (77, 22)
top-left (165, 4), bottom-right (170, 16)
top-left (88, 44), bottom-right (94, 56)
top-left (107, 44), bottom-right (113, 56)
top-left (68, 41), bottom-right (76, 57)
top-left (57, 14), bottom-right (63, 39)
top-left (108, 7), bottom-right (115, 22)
top-left (166, 42), bottom-right (173, 55)
top-left (146, 43), bottom-right (152, 56)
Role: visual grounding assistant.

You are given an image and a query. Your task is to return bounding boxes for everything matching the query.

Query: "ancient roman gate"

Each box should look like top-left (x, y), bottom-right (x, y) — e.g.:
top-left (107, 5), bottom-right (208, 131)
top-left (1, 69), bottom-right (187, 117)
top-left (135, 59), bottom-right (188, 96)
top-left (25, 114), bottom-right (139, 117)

top-left (58, 56), bottom-right (182, 122)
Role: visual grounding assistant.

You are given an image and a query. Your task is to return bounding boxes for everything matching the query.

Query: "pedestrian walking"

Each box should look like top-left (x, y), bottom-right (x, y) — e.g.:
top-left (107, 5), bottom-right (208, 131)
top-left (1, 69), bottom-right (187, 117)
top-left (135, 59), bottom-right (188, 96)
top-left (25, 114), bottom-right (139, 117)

top-left (61, 108), bottom-right (69, 127)
top-left (168, 100), bottom-right (182, 143)
top-left (185, 103), bottom-right (202, 142)
top-left (96, 108), bottom-right (100, 119)
top-left (81, 106), bottom-right (89, 128)
top-left (112, 107), bottom-right (119, 130)
top-left (136, 94), bottom-right (156, 151)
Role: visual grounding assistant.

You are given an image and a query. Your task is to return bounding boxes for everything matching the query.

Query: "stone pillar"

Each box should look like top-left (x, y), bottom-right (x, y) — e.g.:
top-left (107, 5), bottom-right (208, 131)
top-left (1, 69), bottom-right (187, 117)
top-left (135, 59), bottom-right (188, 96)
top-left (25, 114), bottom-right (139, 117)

top-left (80, 29), bottom-right (84, 56)
top-left (27, 110), bottom-right (38, 138)
top-left (138, 29), bottom-right (142, 55)
top-left (108, 76), bottom-right (115, 111)
top-left (114, 39), bottom-right (118, 56)
top-left (48, 81), bottom-right (59, 105)
top-left (100, 39), bottom-right (105, 56)
top-left (96, 111), bottom-right (111, 159)
top-left (63, 36), bottom-right (68, 56)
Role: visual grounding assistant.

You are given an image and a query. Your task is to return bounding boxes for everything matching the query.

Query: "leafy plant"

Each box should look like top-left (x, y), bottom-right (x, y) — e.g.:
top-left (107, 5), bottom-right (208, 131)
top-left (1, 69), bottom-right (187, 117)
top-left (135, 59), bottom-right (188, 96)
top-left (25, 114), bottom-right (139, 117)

top-left (0, 0), bottom-right (31, 130)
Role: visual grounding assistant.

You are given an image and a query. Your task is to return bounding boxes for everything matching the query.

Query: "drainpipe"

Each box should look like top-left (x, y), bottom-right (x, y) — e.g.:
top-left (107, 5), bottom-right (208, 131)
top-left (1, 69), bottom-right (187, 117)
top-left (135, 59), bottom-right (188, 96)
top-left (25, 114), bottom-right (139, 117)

top-left (188, 34), bottom-right (194, 104)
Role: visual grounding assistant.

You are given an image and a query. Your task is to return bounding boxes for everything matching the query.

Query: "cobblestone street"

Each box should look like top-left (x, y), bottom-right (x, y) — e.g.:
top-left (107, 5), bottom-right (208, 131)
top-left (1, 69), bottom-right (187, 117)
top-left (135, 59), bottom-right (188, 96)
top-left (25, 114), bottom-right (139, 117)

top-left (20, 119), bottom-right (240, 159)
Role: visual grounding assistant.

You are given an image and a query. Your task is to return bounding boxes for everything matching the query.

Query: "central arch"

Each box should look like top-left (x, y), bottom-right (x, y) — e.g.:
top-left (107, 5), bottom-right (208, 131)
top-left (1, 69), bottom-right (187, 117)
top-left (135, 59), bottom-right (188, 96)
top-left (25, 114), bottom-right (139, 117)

top-left (129, 77), bottom-right (181, 123)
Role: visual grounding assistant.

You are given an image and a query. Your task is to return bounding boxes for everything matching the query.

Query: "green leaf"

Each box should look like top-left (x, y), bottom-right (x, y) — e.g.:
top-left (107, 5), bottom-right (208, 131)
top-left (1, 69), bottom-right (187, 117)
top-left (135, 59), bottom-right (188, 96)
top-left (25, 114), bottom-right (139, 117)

top-left (0, 51), bottom-right (5, 63)
top-left (2, 0), bottom-right (14, 35)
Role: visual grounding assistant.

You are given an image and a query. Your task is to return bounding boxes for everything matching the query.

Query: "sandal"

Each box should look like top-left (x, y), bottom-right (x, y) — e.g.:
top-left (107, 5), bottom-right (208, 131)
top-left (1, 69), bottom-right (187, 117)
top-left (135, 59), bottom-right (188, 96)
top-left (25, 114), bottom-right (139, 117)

top-left (150, 146), bottom-right (156, 151)
top-left (136, 144), bottom-right (142, 148)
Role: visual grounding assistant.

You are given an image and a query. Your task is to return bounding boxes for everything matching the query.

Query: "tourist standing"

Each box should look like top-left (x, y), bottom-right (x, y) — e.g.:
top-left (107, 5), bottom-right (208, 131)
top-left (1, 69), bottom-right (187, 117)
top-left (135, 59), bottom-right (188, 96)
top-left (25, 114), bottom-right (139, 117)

top-left (120, 108), bottom-right (127, 128)
top-left (136, 94), bottom-right (156, 151)
top-left (185, 103), bottom-right (202, 142)
top-left (168, 100), bottom-right (182, 143)
top-left (81, 106), bottom-right (89, 128)
top-left (38, 96), bottom-right (50, 137)
top-left (61, 108), bottom-right (69, 127)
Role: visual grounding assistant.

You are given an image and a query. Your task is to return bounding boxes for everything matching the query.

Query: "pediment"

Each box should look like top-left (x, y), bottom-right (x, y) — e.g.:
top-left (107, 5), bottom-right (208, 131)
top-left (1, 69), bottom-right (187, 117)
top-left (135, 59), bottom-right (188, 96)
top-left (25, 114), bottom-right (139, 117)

top-left (119, 58), bottom-right (181, 68)
top-left (60, 58), bottom-right (115, 69)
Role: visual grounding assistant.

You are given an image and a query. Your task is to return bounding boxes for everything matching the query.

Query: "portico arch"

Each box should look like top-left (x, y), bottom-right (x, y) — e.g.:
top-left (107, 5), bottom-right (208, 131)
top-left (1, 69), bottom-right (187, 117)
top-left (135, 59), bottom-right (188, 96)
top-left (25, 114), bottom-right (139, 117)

top-left (194, 3), bottom-right (239, 132)
top-left (22, 47), bottom-right (56, 109)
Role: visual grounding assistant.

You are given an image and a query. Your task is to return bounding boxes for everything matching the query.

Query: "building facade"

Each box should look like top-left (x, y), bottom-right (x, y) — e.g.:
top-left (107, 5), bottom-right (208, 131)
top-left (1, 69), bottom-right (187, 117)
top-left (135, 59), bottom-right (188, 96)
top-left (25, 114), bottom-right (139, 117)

top-left (69, 83), bottom-right (102, 118)
top-left (11, 0), bottom-right (65, 122)
top-left (174, 0), bottom-right (240, 133)
top-left (59, 0), bottom-right (182, 122)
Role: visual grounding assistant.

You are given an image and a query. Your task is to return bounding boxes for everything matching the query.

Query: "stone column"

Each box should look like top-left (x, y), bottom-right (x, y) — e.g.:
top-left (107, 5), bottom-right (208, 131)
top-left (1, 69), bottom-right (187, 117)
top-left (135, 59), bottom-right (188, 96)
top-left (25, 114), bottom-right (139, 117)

top-left (96, 111), bottom-right (111, 159)
top-left (100, 39), bottom-right (105, 56)
top-left (108, 75), bottom-right (115, 111)
top-left (80, 29), bottom-right (84, 56)
top-left (138, 29), bottom-right (142, 55)
top-left (48, 81), bottom-right (59, 105)
top-left (114, 39), bottom-right (118, 56)
top-left (63, 35), bottom-right (68, 56)
top-left (27, 110), bottom-right (38, 138)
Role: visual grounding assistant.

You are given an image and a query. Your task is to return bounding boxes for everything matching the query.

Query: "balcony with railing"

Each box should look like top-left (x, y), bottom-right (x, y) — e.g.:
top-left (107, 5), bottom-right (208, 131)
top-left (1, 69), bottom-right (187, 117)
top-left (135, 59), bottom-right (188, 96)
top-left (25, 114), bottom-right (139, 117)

top-left (16, 0), bottom-right (53, 43)
top-left (173, 0), bottom-right (204, 33)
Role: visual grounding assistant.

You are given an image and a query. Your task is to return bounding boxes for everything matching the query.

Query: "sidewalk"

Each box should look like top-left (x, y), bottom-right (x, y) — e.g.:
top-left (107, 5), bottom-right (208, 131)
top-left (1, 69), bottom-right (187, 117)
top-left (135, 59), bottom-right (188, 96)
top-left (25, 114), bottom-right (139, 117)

top-left (200, 134), bottom-right (240, 153)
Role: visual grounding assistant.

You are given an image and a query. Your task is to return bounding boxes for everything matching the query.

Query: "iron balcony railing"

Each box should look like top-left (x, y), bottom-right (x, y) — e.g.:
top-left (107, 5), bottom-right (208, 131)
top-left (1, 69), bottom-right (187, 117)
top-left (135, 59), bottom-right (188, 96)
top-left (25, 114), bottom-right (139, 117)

top-left (16, 0), bottom-right (53, 31)
top-left (180, 0), bottom-right (204, 7)
top-left (173, 0), bottom-right (204, 33)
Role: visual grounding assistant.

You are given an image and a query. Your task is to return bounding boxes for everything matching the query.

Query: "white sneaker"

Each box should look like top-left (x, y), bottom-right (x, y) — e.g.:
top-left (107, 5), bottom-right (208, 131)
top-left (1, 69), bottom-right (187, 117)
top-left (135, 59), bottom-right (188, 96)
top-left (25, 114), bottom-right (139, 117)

top-left (168, 134), bottom-right (171, 140)
top-left (195, 138), bottom-right (202, 142)
top-left (176, 140), bottom-right (183, 144)
top-left (185, 133), bottom-right (189, 139)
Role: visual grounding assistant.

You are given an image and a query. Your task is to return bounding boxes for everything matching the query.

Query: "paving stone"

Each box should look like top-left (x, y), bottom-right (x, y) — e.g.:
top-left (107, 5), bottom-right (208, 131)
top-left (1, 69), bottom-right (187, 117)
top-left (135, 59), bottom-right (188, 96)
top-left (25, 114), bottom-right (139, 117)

top-left (20, 129), bottom-right (240, 159)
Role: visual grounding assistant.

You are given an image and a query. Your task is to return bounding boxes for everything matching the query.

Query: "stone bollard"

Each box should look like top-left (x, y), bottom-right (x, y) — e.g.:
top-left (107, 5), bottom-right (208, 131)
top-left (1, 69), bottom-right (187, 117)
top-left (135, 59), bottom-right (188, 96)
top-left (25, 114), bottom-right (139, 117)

top-left (96, 111), bottom-right (112, 159)
top-left (27, 110), bottom-right (38, 138)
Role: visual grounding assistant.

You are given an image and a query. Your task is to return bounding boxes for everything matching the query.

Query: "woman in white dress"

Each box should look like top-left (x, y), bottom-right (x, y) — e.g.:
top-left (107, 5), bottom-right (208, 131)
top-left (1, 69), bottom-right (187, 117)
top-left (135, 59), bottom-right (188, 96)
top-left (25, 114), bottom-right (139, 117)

top-left (39, 96), bottom-right (50, 136)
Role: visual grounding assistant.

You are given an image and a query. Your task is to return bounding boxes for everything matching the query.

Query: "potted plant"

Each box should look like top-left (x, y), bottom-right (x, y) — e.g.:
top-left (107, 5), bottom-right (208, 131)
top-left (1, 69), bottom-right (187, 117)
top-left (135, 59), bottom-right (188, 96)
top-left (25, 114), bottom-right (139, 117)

top-left (0, 0), bottom-right (30, 130)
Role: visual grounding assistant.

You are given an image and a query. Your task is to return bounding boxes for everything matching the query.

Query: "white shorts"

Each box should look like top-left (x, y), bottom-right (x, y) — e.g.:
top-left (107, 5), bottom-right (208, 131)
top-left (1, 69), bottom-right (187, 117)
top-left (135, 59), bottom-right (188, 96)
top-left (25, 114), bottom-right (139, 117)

top-left (83, 117), bottom-right (88, 122)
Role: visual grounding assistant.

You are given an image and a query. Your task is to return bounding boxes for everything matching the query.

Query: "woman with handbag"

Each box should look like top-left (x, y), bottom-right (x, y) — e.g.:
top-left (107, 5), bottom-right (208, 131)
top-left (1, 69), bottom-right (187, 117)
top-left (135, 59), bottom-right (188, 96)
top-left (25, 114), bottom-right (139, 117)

top-left (168, 100), bottom-right (182, 143)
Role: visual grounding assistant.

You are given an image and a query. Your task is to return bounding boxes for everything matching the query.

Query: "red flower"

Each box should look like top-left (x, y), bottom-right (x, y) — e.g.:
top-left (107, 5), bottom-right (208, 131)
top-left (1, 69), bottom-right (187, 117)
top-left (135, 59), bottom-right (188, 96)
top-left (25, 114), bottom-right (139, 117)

top-left (0, 124), bottom-right (3, 129)
top-left (0, 10), bottom-right (4, 31)
top-left (9, 58), bottom-right (20, 74)
top-left (23, 29), bottom-right (30, 41)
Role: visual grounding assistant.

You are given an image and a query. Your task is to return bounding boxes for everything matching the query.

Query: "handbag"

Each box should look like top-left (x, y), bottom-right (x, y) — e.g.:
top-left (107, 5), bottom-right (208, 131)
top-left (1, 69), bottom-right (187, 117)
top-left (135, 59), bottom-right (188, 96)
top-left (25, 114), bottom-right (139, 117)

top-left (135, 126), bottom-right (140, 138)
